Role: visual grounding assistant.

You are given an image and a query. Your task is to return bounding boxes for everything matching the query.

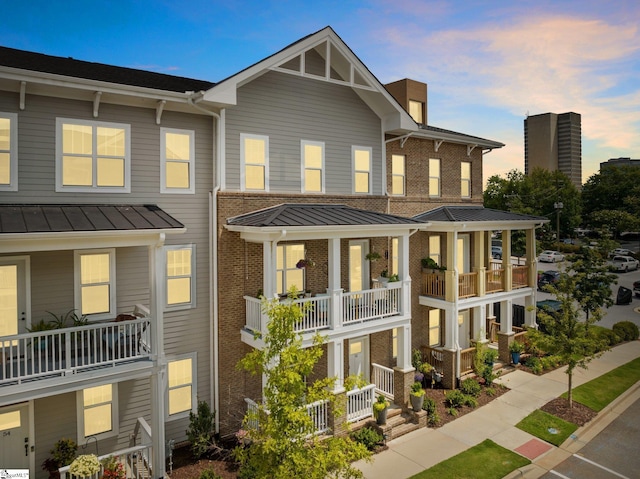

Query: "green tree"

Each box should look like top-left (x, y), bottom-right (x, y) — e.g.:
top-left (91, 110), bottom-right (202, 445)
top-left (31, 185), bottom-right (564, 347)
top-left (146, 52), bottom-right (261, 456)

top-left (568, 247), bottom-right (617, 321)
top-left (235, 289), bottom-right (370, 479)
top-left (588, 210), bottom-right (640, 239)
top-left (529, 274), bottom-right (607, 407)
top-left (582, 166), bottom-right (640, 217)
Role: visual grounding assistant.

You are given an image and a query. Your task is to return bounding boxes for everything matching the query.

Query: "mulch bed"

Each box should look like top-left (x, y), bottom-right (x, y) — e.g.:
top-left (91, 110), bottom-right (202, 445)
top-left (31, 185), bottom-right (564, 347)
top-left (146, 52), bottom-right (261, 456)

top-left (540, 396), bottom-right (598, 426)
top-left (168, 442), bottom-right (239, 479)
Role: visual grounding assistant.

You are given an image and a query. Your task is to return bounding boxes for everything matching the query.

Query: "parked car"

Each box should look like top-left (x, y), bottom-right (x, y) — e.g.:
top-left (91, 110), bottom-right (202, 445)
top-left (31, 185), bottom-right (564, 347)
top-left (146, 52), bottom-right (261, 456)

top-left (609, 255), bottom-right (640, 272)
top-left (537, 270), bottom-right (561, 290)
top-left (491, 246), bottom-right (502, 259)
top-left (609, 248), bottom-right (634, 257)
top-left (539, 250), bottom-right (565, 263)
top-left (633, 280), bottom-right (640, 298)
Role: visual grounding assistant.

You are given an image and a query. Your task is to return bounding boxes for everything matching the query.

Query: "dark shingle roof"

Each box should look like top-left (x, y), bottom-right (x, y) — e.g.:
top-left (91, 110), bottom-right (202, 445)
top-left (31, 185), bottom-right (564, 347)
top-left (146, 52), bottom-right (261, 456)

top-left (227, 204), bottom-right (423, 228)
top-left (0, 204), bottom-right (184, 234)
top-left (0, 46), bottom-right (214, 93)
top-left (413, 205), bottom-right (547, 223)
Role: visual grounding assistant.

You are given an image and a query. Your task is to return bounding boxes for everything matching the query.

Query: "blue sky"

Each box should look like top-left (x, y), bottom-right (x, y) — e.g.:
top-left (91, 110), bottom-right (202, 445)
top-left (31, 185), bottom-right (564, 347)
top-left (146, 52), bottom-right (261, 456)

top-left (2, 0), bottom-right (639, 184)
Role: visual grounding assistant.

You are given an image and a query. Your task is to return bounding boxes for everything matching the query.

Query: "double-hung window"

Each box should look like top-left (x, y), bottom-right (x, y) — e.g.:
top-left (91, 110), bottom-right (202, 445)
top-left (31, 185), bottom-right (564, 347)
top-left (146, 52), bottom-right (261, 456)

top-left (75, 249), bottom-right (116, 320)
top-left (78, 384), bottom-right (118, 440)
top-left (429, 158), bottom-right (440, 197)
top-left (241, 133), bottom-right (268, 191)
top-left (56, 118), bottom-right (130, 192)
top-left (353, 146), bottom-right (372, 194)
top-left (302, 140), bottom-right (324, 193)
top-left (161, 128), bottom-right (195, 194)
top-left (391, 154), bottom-right (405, 196)
top-left (428, 309), bottom-right (441, 346)
top-left (0, 112), bottom-right (17, 191)
top-left (165, 245), bottom-right (196, 310)
top-left (167, 354), bottom-right (197, 418)
top-left (461, 161), bottom-right (471, 198)
top-left (276, 244), bottom-right (305, 295)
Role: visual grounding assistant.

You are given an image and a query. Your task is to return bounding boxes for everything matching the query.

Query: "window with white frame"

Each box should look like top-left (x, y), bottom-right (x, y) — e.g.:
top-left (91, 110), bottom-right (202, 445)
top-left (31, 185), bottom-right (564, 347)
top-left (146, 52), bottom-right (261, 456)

top-left (161, 128), bottom-right (195, 194)
top-left (78, 384), bottom-right (118, 440)
top-left (302, 140), bottom-right (324, 193)
top-left (461, 161), bottom-right (471, 198)
top-left (241, 134), bottom-right (268, 191)
top-left (353, 146), bottom-right (372, 194)
top-left (391, 237), bottom-right (399, 276)
top-left (0, 112), bottom-right (17, 191)
top-left (391, 154), bottom-right (405, 196)
top-left (409, 100), bottom-right (423, 123)
top-left (167, 355), bottom-right (196, 418)
top-left (165, 245), bottom-right (196, 310)
top-left (428, 309), bottom-right (441, 346)
top-left (429, 235), bottom-right (441, 266)
top-left (429, 158), bottom-right (440, 197)
top-left (276, 244), bottom-right (305, 295)
top-left (75, 249), bottom-right (116, 320)
top-left (56, 118), bottom-right (130, 192)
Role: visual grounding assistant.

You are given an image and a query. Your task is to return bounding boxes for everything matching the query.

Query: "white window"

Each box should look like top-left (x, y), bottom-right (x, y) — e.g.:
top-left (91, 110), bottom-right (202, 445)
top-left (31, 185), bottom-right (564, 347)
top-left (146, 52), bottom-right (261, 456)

top-left (161, 128), bottom-right (195, 194)
top-left (461, 161), bottom-right (471, 198)
top-left (429, 158), bottom-right (440, 197)
top-left (409, 100), bottom-right (423, 123)
top-left (78, 384), bottom-right (118, 440)
top-left (165, 245), bottom-right (196, 310)
top-left (301, 140), bottom-right (324, 193)
top-left (74, 249), bottom-right (116, 320)
top-left (429, 309), bottom-right (441, 346)
top-left (353, 146), bottom-right (372, 194)
top-left (429, 235), bottom-right (441, 266)
top-left (391, 237), bottom-right (399, 276)
top-left (56, 118), bottom-right (130, 192)
top-left (167, 354), bottom-right (197, 419)
top-left (241, 133), bottom-right (268, 191)
top-left (391, 154), bottom-right (405, 196)
top-left (0, 112), bottom-right (18, 191)
top-left (276, 244), bottom-right (305, 295)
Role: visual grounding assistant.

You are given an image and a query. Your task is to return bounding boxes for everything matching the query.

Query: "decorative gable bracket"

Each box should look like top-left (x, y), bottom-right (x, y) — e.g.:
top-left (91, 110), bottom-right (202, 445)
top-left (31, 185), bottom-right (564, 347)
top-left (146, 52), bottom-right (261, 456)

top-left (467, 144), bottom-right (478, 157)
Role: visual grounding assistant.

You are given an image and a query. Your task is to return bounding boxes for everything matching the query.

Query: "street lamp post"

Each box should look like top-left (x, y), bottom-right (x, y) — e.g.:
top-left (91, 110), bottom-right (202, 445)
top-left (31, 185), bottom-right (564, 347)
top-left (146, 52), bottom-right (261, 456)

top-left (554, 202), bottom-right (563, 249)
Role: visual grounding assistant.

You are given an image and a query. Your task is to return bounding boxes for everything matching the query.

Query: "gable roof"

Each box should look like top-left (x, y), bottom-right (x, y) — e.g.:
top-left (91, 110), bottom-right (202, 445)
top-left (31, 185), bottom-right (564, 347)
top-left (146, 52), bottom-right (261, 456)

top-left (413, 205), bottom-right (547, 231)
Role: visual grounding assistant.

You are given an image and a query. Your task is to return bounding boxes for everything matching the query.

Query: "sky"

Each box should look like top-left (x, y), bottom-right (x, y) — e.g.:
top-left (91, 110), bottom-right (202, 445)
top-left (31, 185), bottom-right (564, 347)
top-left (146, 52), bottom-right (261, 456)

top-left (1, 0), bottom-right (639, 185)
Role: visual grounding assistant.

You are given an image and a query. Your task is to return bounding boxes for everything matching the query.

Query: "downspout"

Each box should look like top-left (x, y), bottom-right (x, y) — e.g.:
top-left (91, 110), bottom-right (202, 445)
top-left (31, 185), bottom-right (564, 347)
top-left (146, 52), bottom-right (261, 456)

top-left (187, 94), bottom-right (223, 433)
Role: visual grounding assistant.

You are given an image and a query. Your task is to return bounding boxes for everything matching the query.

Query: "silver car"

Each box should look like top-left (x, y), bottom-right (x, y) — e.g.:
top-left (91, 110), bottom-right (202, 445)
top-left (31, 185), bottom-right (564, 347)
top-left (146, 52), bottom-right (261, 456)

top-left (539, 250), bottom-right (565, 263)
top-left (609, 255), bottom-right (639, 272)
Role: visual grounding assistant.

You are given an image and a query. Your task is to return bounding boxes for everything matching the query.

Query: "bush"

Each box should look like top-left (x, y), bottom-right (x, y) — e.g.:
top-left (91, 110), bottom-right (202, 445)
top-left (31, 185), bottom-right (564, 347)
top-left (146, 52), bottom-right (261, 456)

top-left (591, 326), bottom-right (620, 347)
top-left (445, 390), bottom-right (477, 409)
top-left (525, 356), bottom-right (543, 375)
top-left (199, 469), bottom-right (223, 479)
top-left (460, 378), bottom-right (481, 397)
top-left (42, 438), bottom-right (78, 478)
top-left (422, 397), bottom-right (440, 425)
top-left (351, 427), bottom-right (384, 451)
top-left (187, 400), bottom-right (215, 458)
top-left (613, 321), bottom-right (639, 341)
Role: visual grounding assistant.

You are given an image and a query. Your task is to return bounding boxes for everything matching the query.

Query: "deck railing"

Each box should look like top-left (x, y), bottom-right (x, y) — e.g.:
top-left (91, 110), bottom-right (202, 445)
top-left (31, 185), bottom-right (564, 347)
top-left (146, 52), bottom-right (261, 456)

top-left (371, 363), bottom-right (394, 399)
top-left (0, 318), bottom-right (152, 386)
top-left (460, 347), bottom-right (476, 375)
top-left (422, 272), bottom-right (445, 298)
top-left (346, 383), bottom-right (375, 423)
top-left (512, 265), bottom-right (529, 288)
top-left (485, 268), bottom-right (505, 293)
top-left (244, 397), bottom-right (329, 436)
top-left (458, 272), bottom-right (478, 298)
top-left (420, 346), bottom-right (444, 372)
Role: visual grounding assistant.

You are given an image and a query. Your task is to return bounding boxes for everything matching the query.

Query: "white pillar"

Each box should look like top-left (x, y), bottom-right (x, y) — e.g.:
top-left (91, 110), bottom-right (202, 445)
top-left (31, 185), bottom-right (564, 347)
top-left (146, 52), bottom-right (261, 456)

top-left (499, 299), bottom-right (513, 333)
top-left (473, 305), bottom-right (487, 342)
top-left (396, 324), bottom-right (412, 370)
top-left (327, 339), bottom-right (345, 392)
top-left (443, 303), bottom-right (457, 350)
top-left (327, 239), bottom-right (343, 329)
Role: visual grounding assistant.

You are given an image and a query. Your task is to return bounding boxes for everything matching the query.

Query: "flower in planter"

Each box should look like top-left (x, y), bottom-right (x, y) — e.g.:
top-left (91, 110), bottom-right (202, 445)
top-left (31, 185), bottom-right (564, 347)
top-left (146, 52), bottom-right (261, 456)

top-left (101, 456), bottom-right (126, 479)
top-left (296, 258), bottom-right (315, 269)
top-left (69, 454), bottom-right (100, 477)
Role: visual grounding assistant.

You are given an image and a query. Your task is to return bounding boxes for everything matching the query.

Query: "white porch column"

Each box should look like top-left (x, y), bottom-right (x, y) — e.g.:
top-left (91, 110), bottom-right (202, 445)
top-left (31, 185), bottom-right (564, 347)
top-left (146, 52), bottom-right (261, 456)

top-left (499, 299), bottom-right (513, 333)
top-left (399, 234), bottom-right (411, 316)
top-left (442, 303), bottom-right (457, 350)
top-left (396, 323), bottom-right (412, 370)
top-left (263, 241), bottom-right (276, 298)
top-left (327, 339), bottom-right (345, 392)
top-left (525, 294), bottom-right (537, 328)
top-left (473, 305), bottom-right (487, 342)
top-left (327, 238), bottom-right (343, 330)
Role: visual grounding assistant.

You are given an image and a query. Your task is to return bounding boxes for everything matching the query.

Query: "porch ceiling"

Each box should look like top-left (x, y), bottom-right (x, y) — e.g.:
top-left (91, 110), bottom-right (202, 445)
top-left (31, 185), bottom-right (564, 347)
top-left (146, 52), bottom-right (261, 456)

top-left (226, 203), bottom-right (428, 241)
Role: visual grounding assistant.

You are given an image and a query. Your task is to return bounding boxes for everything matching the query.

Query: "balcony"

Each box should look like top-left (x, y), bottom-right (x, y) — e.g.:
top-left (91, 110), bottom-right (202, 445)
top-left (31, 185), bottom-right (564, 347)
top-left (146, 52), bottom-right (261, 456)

top-left (243, 282), bottom-right (405, 338)
top-left (0, 317), bottom-right (152, 388)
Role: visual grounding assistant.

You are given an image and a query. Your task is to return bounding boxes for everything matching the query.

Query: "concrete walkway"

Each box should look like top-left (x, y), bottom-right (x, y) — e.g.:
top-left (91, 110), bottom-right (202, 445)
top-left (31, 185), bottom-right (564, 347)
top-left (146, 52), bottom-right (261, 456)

top-left (355, 340), bottom-right (640, 479)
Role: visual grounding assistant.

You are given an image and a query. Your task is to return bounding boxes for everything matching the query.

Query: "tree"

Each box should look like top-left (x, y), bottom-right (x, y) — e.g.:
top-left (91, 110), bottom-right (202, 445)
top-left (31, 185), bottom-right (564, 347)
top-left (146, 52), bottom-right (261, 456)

top-left (235, 289), bottom-right (370, 479)
top-left (582, 166), bottom-right (640, 217)
top-left (568, 247), bottom-right (617, 322)
top-left (528, 274), bottom-right (607, 407)
top-left (588, 210), bottom-right (640, 239)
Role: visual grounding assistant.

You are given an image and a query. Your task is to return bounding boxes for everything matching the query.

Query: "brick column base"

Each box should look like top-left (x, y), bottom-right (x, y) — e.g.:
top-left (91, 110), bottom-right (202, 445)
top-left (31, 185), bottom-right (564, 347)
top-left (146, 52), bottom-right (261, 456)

top-left (327, 389), bottom-right (348, 437)
top-left (393, 368), bottom-right (415, 409)
top-left (497, 331), bottom-right (514, 364)
top-left (441, 349), bottom-right (456, 389)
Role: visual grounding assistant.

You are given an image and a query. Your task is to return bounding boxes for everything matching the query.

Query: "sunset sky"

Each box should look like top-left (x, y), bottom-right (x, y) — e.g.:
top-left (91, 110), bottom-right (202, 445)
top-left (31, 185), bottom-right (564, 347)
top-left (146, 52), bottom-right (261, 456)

top-left (2, 0), bottom-right (638, 184)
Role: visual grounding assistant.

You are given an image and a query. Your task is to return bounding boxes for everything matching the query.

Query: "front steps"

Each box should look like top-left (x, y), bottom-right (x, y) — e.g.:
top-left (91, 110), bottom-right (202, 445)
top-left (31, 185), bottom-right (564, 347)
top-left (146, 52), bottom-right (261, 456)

top-left (350, 406), bottom-right (423, 441)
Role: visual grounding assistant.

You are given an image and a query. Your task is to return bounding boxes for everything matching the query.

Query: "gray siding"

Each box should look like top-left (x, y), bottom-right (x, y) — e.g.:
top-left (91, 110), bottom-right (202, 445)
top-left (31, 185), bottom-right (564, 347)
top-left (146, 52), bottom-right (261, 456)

top-left (225, 70), bottom-right (383, 194)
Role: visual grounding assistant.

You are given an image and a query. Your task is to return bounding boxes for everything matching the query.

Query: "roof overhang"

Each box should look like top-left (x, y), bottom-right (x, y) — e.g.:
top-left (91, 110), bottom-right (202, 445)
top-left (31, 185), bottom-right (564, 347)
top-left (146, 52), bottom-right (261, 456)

top-left (423, 220), bottom-right (547, 233)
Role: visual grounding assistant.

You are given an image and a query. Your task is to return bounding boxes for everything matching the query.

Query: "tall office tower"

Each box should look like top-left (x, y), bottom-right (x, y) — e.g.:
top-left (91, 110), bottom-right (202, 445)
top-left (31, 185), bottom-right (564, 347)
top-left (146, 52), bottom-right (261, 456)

top-left (524, 112), bottom-right (582, 188)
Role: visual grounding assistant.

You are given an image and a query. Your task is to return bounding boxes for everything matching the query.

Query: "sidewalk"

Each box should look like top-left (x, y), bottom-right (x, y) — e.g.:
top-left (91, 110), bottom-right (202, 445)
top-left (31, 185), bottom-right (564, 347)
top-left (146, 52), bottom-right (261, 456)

top-left (355, 340), bottom-right (640, 479)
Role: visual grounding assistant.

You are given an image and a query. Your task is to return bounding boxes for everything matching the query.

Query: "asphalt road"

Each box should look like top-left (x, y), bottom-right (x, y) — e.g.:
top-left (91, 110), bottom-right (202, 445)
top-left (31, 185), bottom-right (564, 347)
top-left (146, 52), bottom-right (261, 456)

top-left (539, 397), bottom-right (640, 479)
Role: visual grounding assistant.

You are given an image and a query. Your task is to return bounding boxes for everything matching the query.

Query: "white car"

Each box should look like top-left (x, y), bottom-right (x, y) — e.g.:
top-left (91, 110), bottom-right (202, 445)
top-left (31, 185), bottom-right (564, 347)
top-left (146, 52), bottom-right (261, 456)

top-left (610, 248), bottom-right (634, 257)
top-left (539, 250), bottom-right (565, 263)
top-left (609, 255), bottom-right (640, 272)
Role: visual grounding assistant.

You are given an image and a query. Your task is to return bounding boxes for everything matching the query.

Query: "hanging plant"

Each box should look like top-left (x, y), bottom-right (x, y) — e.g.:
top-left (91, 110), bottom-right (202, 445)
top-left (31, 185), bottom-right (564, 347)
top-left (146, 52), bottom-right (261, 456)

top-left (365, 252), bottom-right (381, 262)
top-left (296, 258), bottom-right (315, 269)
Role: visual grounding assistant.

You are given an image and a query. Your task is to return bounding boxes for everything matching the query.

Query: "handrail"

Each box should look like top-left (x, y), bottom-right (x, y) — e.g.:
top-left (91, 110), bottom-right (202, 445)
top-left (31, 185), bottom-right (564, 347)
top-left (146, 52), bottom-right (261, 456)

top-left (371, 363), bottom-right (394, 399)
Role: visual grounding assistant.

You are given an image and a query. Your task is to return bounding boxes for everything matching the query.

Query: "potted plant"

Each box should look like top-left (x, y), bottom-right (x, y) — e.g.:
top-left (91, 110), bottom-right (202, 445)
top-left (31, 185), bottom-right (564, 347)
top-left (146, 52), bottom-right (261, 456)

top-left (373, 394), bottom-right (390, 425)
top-left (365, 251), bottom-right (381, 262)
top-left (69, 454), bottom-right (101, 478)
top-left (295, 258), bottom-right (315, 269)
top-left (410, 381), bottom-right (425, 411)
top-left (378, 269), bottom-right (389, 283)
top-left (101, 456), bottom-right (126, 479)
top-left (42, 438), bottom-right (77, 479)
top-left (509, 340), bottom-right (525, 365)
top-left (421, 257), bottom-right (446, 273)
top-left (27, 319), bottom-right (58, 351)
top-left (420, 362), bottom-right (433, 388)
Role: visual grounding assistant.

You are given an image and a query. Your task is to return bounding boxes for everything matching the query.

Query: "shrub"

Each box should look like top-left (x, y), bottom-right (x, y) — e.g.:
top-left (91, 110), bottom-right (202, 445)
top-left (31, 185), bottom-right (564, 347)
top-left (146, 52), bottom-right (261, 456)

top-left (445, 389), bottom-right (466, 408)
top-left (199, 469), bottom-right (223, 479)
top-left (460, 378), bottom-right (481, 397)
top-left (351, 427), bottom-right (384, 451)
top-left (187, 400), bottom-right (215, 458)
top-left (613, 321), bottom-right (639, 341)
top-left (422, 397), bottom-right (440, 425)
top-left (42, 438), bottom-right (78, 478)
top-left (525, 356), bottom-right (543, 375)
top-left (592, 326), bottom-right (620, 347)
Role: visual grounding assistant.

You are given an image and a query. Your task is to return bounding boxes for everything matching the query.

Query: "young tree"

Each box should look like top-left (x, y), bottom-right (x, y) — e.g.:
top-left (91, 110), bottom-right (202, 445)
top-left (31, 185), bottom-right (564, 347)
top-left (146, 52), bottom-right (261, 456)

top-left (529, 274), bottom-right (607, 407)
top-left (235, 289), bottom-right (370, 479)
top-left (568, 246), bottom-right (617, 322)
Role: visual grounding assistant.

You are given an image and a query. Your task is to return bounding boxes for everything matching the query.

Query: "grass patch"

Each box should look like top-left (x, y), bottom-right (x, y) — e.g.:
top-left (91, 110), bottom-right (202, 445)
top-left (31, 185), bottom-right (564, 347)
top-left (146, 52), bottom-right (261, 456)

top-left (409, 439), bottom-right (530, 479)
top-left (516, 410), bottom-right (578, 446)
top-left (562, 357), bottom-right (640, 411)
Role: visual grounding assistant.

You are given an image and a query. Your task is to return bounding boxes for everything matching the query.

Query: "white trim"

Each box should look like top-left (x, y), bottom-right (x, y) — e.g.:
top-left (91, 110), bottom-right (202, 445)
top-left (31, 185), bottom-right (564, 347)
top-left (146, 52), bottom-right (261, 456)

top-left (76, 383), bottom-right (119, 441)
top-left (55, 118), bottom-right (131, 193)
top-left (301, 140), bottom-right (325, 194)
top-left (160, 127), bottom-right (195, 194)
top-left (240, 133), bottom-right (269, 192)
top-left (74, 248), bottom-right (117, 321)
top-left (164, 244), bottom-right (197, 311)
top-left (0, 112), bottom-right (18, 191)
top-left (352, 146), bottom-right (372, 195)
top-left (166, 352), bottom-right (198, 421)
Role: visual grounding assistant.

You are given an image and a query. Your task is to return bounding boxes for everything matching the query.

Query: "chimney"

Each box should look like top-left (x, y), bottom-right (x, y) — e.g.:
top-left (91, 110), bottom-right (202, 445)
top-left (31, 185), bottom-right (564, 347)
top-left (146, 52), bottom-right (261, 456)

top-left (384, 78), bottom-right (427, 124)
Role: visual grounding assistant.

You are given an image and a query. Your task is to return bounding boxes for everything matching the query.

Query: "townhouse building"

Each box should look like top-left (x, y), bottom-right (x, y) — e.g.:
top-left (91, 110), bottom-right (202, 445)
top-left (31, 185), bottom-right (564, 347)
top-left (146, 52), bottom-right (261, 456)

top-left (0, 26), bottom-right (545, 478)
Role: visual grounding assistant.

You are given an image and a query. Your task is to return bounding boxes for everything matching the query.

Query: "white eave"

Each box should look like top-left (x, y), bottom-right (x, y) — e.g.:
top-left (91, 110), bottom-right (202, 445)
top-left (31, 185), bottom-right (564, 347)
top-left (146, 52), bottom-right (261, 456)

top-left (425, 220), bottom-right (547, 233)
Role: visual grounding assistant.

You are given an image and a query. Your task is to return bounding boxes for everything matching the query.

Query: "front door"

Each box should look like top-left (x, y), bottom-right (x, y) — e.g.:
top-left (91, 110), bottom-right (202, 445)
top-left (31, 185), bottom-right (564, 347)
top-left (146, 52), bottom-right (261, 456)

top-left (349, 240), bottom-right (368, 292)
top-left (0, 403), bottom-right (31, 469)
top-left (0, 257), bottom-right (30, 339)
top-left (349, 336), bottom-right (369, 382)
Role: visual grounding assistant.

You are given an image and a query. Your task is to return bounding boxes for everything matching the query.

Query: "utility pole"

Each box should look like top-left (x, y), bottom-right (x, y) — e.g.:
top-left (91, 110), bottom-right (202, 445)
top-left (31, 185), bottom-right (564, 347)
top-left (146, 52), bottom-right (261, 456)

top-left (554, 202), bottom-right (563, 249)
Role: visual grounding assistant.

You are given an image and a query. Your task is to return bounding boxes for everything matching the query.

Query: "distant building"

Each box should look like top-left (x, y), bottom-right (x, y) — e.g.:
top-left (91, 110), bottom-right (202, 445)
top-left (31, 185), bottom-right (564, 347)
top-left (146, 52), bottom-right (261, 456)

top-left (524, 112), bottom-right (582, 188)
top-left (600, 157), bottom-right (640, 170)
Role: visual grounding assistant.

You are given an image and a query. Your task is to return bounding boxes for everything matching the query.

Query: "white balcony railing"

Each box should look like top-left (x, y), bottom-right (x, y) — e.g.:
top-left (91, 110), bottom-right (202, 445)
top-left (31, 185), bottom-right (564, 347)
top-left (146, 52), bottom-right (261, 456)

top-left (244, 397), bottom-right (329, 436)
top-left (346, 383), bottom-right (375, 423)
top-left (371, 363), bottom-right (394, 399)
top-left (0, 317), bottom-right (152, 386)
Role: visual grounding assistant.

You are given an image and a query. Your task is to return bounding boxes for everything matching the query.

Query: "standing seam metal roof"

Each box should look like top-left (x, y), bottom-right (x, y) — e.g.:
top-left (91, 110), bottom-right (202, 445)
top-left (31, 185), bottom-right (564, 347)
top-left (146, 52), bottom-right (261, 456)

top-left (413, 205), bottom-right (547, 223)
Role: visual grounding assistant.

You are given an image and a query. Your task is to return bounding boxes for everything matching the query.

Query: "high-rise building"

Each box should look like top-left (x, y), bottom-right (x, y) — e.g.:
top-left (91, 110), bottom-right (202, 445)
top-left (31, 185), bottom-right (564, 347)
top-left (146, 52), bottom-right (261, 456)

top-left (524, 112), bottom-right (582, 188)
